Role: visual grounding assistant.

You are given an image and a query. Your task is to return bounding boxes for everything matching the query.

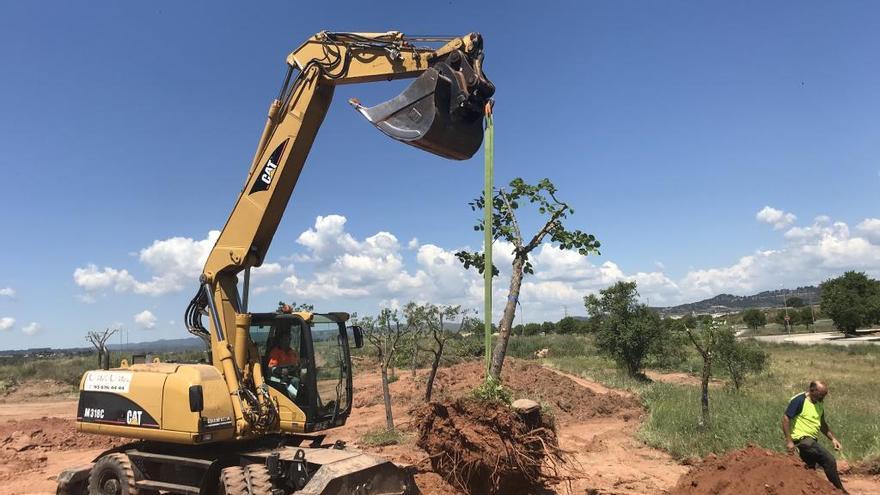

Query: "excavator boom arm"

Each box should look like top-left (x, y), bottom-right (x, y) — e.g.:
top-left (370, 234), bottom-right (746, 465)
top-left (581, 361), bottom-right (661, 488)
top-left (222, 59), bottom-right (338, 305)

top-left (187, 31), bottom-right (493, 435)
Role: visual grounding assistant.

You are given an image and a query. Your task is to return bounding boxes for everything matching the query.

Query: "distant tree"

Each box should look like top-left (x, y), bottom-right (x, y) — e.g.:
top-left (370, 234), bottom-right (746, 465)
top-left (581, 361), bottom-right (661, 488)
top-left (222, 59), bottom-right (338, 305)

top-left (278, 301), bottom-right (314, 312)
top-left (785, 297), bottom-right (805, 308)
top-left (403, 302), bottom-right (429, 378)
top-left (680, 314), bottom-right (698, 330)
top-left (652, 318), bottom-right (689, 368)
top-left (362, 308), bottom-right (414, 430)
top-left (774, 308), bottom-right (799, 329)
top-left (585, 281), bottom-right (668, 378)
top-left (820, 271), bottom-right (880, 336)
top-left (681, 321), bottom-right (721, 426)
top-left (556, 316), bottom-right (582, 335)
top-left (86, 328), bottom-right (118, 370)
top-left (799, 306), bottom-right (815, 330)
top-left (541, 321), bottom-right (556, 334)
top-left (512, 324), bottom-right (524, 336)
top-left (456, 178), bottom-right (600, 379)
top-left (742, 309), bottom-right (767, 331)
top-left (715, 329), bottom-right (768, 390)
top-left (522, 322), bottom-right (542, 336)
top-left (423, 305), bottom-right (473, 401)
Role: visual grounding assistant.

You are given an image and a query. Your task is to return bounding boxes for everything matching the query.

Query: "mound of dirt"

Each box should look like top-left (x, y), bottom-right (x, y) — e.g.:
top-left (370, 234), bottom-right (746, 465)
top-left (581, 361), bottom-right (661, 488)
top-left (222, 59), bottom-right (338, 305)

top-left (673, 446), bottom-right (840, 495)
top-left (414, 398), bottom-right (565, 495)
top-left (0, 417), bottom-right (122, 481)
top-left (404, 359), bottom-right (642, 425)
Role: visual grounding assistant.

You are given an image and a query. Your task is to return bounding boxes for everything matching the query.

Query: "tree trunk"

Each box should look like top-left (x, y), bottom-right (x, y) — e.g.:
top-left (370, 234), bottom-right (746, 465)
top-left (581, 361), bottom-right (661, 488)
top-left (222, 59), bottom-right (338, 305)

top-left (380, 365), bottom-right (394, 430)
top-left (425, 343), bottom-right (444, 402)
top-left (489, 257), bottom-right (525, 379)
top-left (700, 354), bottom-right (711, 427)
top-left (411, 336), bottom-right (418, 378)
top-left (96, 348), bottom-right (103, 368)
top-left (102, 350), bottom-right (110, 370)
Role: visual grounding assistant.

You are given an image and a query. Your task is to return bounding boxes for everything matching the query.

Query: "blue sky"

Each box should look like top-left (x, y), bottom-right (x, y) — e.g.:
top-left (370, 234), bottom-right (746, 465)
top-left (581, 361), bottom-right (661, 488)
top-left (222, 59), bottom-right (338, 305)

top-left (1, 1), bottom-right (879, 349)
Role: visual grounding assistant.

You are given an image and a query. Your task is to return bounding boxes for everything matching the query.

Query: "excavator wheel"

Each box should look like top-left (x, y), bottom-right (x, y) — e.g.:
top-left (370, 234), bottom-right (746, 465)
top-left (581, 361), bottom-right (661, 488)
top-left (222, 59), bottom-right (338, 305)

top-left (87, 453), bottom-right (138, 495)
top-left (245, 464), bottom-right (274, 494)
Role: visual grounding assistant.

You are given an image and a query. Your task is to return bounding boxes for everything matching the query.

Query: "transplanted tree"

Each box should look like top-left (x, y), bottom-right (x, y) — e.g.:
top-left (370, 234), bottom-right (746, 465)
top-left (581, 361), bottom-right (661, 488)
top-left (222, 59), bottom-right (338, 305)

top-left (456, 178), bottom-right (600, 379)
top-left (680, 318), bottom-right (721, 427)
top-left (360, 308), bottom-right (414, 431)
top-left (584, 281), bottom-right (667, 378)
top-left (86, 328), bottom-right (118, 370)
top-left (422, 305), bottom-right (473, 401)
top-left (402, 302), bottom-right (429, 378)
top-left (741, 308), bottom-right (767, 331)
top-left (820, 271), bottom-right (880, 336)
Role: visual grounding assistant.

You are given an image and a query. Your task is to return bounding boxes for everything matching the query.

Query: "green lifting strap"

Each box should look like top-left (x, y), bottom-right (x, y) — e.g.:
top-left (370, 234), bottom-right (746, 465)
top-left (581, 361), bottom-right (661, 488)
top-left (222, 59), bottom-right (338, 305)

top-left (483, 102), bottom-right (494, 377)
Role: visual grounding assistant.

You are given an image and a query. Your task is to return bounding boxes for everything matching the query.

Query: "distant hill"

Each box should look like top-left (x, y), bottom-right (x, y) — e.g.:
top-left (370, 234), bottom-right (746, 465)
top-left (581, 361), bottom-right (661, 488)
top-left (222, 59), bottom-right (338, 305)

top-left (106, 337), bottom-right (205, 353)
top-left (0, 337), bottom-right (205, 357)
top-left (657, 286), bottom-right (821, 317)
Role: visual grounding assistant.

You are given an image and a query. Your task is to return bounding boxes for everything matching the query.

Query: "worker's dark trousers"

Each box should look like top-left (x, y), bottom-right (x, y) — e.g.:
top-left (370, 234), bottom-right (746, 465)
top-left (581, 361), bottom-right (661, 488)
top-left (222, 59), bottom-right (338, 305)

top-left (796, 437), bottom-right (845, 490)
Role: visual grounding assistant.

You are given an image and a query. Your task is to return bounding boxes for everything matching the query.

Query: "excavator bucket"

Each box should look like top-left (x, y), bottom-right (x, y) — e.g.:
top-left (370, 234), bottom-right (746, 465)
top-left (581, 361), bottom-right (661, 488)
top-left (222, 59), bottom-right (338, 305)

top-left (351, 58), bottom-right (493, 160)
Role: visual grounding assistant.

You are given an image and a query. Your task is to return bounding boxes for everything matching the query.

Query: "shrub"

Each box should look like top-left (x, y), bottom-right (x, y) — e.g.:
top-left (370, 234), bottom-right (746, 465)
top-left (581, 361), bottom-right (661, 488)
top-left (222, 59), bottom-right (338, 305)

top-left (472, 375), bottom-right (513, 405)
top-left (585, 281), bottom-right (670, 377)
top-left (715, 330), bottom-right (768, 390)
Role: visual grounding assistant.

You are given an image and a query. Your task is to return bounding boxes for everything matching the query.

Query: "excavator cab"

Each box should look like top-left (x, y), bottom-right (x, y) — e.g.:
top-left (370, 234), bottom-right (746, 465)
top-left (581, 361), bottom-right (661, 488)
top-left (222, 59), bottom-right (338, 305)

top-left (250, 312), bottom-right (356, 432)
top-left (351, 46), bottom-right (495, 160)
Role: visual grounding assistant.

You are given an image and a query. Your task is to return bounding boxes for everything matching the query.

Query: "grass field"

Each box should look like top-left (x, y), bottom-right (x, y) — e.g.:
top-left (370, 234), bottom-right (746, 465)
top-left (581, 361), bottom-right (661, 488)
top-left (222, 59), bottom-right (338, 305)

top-left (542, 337), bottom-right (880, 462)
top-left (739, 318), bottom-right (839, 337)
top-left (0, 350), bottom-right (206, 392)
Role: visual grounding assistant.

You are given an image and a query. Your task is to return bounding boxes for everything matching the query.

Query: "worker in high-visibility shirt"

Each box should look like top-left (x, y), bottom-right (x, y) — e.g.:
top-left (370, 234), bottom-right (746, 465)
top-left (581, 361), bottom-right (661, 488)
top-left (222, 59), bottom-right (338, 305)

top-left (267, 328), bottom-right (300, 398)
top-left (782, 380), bottom-right (847, 493)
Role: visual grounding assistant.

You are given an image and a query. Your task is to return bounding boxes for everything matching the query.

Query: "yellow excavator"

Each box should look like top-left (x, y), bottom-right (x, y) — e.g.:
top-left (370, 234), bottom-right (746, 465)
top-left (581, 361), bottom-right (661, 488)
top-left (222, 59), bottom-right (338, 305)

top-left (56, 31), bottom-right (493, 495)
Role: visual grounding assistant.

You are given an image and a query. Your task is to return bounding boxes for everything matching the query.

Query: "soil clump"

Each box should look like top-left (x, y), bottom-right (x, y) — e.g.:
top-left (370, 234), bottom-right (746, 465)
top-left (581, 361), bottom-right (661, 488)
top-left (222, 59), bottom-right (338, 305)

top-left (673, 445), bottom-right (840, 495)
top-left (0, 417), bottom-right (121, 481)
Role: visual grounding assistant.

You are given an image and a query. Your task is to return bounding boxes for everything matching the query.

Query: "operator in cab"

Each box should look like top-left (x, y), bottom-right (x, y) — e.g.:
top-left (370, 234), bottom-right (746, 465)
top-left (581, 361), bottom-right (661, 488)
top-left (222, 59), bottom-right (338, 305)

top-left (267, 326), bottom-right (301, 399)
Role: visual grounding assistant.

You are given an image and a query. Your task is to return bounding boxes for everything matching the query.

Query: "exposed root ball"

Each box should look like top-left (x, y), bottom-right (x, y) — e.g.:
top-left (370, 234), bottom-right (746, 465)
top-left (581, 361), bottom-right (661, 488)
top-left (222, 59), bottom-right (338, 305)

top-left (415, 398), bottom-right (566, 495)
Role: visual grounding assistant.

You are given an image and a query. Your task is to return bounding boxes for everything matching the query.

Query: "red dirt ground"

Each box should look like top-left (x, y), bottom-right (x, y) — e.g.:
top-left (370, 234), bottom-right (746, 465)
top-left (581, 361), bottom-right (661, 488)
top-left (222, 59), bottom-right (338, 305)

top-left (673, 446), bottom-right (840, 495)
top-left (2, 368), bottom-right (878, 494)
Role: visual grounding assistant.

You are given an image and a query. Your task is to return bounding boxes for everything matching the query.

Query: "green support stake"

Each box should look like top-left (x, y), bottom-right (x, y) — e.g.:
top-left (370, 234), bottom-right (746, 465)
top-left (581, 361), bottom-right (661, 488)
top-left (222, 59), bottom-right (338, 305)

top-left (483, 103), bottom-right (494, 378)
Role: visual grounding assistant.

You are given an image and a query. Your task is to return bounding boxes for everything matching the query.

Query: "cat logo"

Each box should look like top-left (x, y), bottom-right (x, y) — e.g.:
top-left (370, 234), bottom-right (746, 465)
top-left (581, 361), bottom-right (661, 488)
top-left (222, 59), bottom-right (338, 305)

top-left (248, 139), bottom-right (288, 194)
top-left (126, 410), bottom-right (143, 426)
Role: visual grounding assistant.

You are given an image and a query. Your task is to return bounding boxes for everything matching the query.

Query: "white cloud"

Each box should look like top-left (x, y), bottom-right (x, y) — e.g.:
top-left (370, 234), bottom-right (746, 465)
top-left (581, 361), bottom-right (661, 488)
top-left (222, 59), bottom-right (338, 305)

top-left (856, 218), bottom-right (880, 243)
top-left (0, 317), bottom-right (14, 331)
top-left (251, 262), bottom-right (283, 280)
top-left (73, 209), bottom-right (880, 323)
top-left (21, 322), bottom-right (41, 336)
top-left (76, 293), bottom-right (98, 304)
top-left (756, 206), bottom-right (797, 230)
top-left (74, 231), bottom-right (219, 297)
top-left (134, 310), bottom-right (157, 329)
top-left (0, 287), bottom-right (15, 297)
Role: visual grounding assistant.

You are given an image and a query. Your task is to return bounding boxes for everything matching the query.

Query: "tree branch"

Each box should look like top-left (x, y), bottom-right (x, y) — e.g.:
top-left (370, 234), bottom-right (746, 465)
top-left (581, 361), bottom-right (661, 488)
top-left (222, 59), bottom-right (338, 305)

top-left (498, 189), bottom-right (523, 249)
top-left (525, 205), bottom-right (568, 253)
